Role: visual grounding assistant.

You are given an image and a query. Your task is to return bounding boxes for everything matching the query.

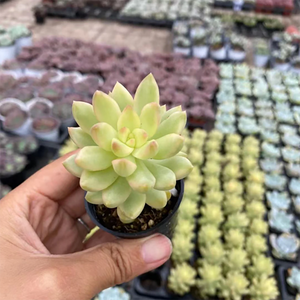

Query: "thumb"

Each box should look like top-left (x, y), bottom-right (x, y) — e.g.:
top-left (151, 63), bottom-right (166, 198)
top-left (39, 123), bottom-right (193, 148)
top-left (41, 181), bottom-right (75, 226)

top-left (61, 234), bottom-right (172, 299)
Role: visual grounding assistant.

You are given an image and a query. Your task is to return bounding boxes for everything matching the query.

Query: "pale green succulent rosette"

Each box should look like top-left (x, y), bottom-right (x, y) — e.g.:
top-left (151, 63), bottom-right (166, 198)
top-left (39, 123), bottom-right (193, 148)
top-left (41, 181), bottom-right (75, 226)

top-left (63, 74), bottom-right (193, 223)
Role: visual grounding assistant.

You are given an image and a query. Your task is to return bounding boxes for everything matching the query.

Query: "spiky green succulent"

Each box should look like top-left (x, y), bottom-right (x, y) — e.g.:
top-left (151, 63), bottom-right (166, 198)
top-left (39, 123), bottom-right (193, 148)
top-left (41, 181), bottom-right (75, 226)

top-left (226, 134), bottom-right (241, 144)
top-left (247, 170), bottom-right (265, 184)
top-left (203, 162), bottom-right (221, 177)
top-left (204, 176), bottom-right (221, 192)
top-left (208, 130), bottom-right (224, 142)
top-left (247, 255), bottom-right (274, 279)
top-left (223, 196), bottom-right (244, 215)
top-left (242, 158), bottom-right (258, 175)
top-left (223, 163), bottom-right (241, 181)
top-left (246, 201), bottom-right (266, 220)
top-left (224, 213), bottom-right (249, 231)
top-left (204, 139), bottom-right (222, 153)
top-left (200, 241), bottom-right (225, 265)
top-left (206, 151), bottom-right (223, 164)
top-left (224, 249), bottom-right (249, 273)
top-left (224, 180), bottom-right (243, 196)
top-left (225, 143), bottom-right (241, 155)
top-left (198, 225), bottom-right (222, 247)
top-left (203, 190), bottom-right (224, 205)
top-left (218, 272), bottom-right (249, 300)
top-left (168, 263), bottom-right (197, 296)
top-left (224, 229), bottom-right (245, 249)
top-left (172, 235), bottom-right (194, 264)
top-left (188, 148), bottom-right (204, 166)
top-left (246, 235), bottom-right (267, 257)
top-left (63, 74), bottom-right (193, 223)
top-left (196, 262), bottom-right (222, 297)
top-left (174, 219), bottom-right (195, 238)
top-left (249, 219), bottom-right (268, 235)
top-left (200, 204), bottom-right (224, 226)
top-left (249, 276), bottom-right (278, 300)
top-left (245, 182), bottom-right (265, 201)
top-left (178, 198), bottom-right (198, 221)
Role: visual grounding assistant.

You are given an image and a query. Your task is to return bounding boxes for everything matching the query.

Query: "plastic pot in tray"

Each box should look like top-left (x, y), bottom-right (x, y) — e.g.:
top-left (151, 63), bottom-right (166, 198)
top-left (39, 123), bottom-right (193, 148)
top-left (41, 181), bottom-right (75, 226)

top-left (85, 180), bottom-right (184, 239)
top-left (277, 266), bottom-right (300, 300)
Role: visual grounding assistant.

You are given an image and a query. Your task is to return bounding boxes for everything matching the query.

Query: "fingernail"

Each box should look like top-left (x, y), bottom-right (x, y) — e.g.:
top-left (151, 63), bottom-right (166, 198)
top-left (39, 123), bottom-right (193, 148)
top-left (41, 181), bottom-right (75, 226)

top-left (142, 234), bottom-right (172, 264)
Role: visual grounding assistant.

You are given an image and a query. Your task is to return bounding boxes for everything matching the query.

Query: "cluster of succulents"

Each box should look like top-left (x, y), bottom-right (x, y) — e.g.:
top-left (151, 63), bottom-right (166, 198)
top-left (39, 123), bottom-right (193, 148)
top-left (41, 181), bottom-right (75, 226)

top-left (191, 132), bottom-right (278, 300)
top-left (0, 181), bottom-right (11, 200)
top-left (121, 0), bottom-right (212, 21)
top-left (15, 37), bottom-right (219, 124)
top-left (168, 129), bottom-right (204, 295)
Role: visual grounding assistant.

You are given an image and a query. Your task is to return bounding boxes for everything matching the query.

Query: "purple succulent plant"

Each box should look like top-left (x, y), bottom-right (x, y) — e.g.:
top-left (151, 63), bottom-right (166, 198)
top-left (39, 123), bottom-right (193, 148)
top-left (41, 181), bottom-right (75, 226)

top-left (0, 149), bottom-right (27, 177)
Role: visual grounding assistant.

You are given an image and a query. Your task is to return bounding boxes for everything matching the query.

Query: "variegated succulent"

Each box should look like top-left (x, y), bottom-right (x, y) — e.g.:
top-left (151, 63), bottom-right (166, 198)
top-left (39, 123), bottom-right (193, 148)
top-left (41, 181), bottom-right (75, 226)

top-left (63, 74), bottom-right (193, 223)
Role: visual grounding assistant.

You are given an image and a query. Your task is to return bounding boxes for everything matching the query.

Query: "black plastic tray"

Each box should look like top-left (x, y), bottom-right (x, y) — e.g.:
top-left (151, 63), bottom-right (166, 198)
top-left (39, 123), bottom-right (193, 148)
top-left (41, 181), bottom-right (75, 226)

top-left (118, 15), bottom-right (173, 28)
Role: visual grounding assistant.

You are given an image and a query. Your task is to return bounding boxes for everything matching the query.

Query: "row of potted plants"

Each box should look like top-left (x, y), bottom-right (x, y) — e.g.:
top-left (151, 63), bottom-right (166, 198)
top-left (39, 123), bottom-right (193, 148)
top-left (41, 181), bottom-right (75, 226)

top-left (0, 25), bottom-right (32, 65)
top-left (169, 129), bottom-right (279, 299)
top-left (15, 37), bottom-right (219, 126)
top-left (173, 19), bottom-right (248, 62)
top-left (120, 0), bottom-right (212, 22)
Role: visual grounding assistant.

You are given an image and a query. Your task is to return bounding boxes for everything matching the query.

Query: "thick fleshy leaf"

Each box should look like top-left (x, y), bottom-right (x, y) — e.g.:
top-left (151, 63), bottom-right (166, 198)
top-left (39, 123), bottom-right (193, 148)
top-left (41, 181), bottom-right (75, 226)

top-left (153, 112), bottom-right (187, 139)
top-left (132, 140), bottom-right (158, 160)
top-left (132, 128), bottom-right (148, 148)
top-left (68, 127), bottom-right (96, 148)
top-left (110, 82), bottom-right (134, 110)
top-left (80, 167), bottom-right (118, 192)
top-left (154, 156), bottom-right (193, 180)
top-left (144, 160), bottom-right (176, 191)
top-left (72, 101), bottom-right (98, 133)
top-left (112, 156), bottom-right (137, 177)
top-left (160, 105), bottom-right (166, 117)
top-left (153, 134), bottom-right (184, 159)
top-left (117, 207), bottom-right (135, 224)
top-left (63, 154), bottom-right (83, 178)
top-left (134, 74), bottom-right (159, 115)
top-left (90, 123), bottom-right (117, 152)
top-left (126, 160), bottom-right (155, 193)
top-left (86, 191), bottom-right (103, 205)
top-left (161, 106), bottom-right (182, 122)
top-left (126, 138), bottom-right (136, 148)
top-left (102, 177), bottom-right (131, 208)
top-left (117, 105), bottom-right (140, 132)
top-left (75, 146), bottom-right (116, 171)
top-left (140, 103), bottom-right (161, 138)
top-left (146, 189), bottom-right (168, 209)
top-left (111, 138), bottom-right (134, 157)
top-left (178, 151), bottom-right (188, 157)
top-left (119, 191), bottom-right (146, 219)
top-left (93, 91), bottom-right (121, 129)
top-left (118, 127), bottom-right (131, 143)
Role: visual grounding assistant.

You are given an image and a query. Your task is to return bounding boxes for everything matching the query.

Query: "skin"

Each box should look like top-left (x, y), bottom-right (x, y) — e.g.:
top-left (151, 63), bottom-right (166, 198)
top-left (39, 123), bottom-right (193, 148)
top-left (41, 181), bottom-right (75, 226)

top-left (0, 154), bottom-right (172, 300)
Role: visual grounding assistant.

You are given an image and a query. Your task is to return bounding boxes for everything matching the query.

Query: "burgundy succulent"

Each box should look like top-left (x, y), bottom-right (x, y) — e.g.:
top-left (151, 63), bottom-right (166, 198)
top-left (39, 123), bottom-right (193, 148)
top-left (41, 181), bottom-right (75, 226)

top-left (4, 110), bottom-right (28, 130)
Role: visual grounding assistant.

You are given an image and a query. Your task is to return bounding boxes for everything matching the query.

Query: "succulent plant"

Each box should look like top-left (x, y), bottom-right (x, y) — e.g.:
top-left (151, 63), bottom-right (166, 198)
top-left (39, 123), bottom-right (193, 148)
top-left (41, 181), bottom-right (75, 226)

top-left (178, 198), bottom-right (198, 221)
top-left (174, 219), bottom-right (195, 238)
top-left (260, 158), bottom-right (283, 173)
top-left (224, 213), bottom-right (249, 231)
top-left (293, 196), bottom-right (300, 214)
top-left (204, 176), bottom-right (221, 192)
top-left (4, 110), bottom-right (28, 131)
top-left (52, 102), bottom-right (73, 121)
top-left (242, 158), bottom-right (258, 175)
top-left (265, 174), bottom-right (287, 191)
top-left (224, 229), bottom-right (245, 249)
top-left (203, 161), bottom-right (221, 177)
top-left (262, 142), bottom-right (280, 158)
top-left (218, 272), bottom-right (249, 300)
top-left (247, 170), bottom-right (265, 184)
top-left (246, 235), bottom-right (267, 257)
top-left (208, 130), bottom-right (223, 142)
top-left (168, 263), bottom-right (196, 296)
top-left (224, 154), bottom-right (240, 165)
top-left (223, 164), bottom-right (241, 181)
top-left (200, 241), bottom-right (225, 265)
top-left (59, 139), bottom-right (78, 157)
top-left (0, 149), bottom-right (27, 177)
top-left (196, 262), bottom-right (222, 298)
top-left (204, 139), bottom-right (221, 153)
top-left (206, 151), bottom-right (223, 164)
top-left (200, 204), bottom-right (224, 226)
top-left (96, 287), bottom-right (130, 300)
top-left (267, 191), bottom-right (290, 210)
top-left (172, 235), bottom-right (194, 264)
top-left (188, 148), bottom-right (204, 166)
top-left (287, 267), bottom-right (300, 293)
top-left (0, 181), bottom-right (11, 199)
top-left (198, 225), bottom-right (222, 247)
top-left (203, 190), bottom-right (223, 205)
top-left (242, 145), bottom-right (260, 158)
top-left (290, 179), bottom-right (300, 195)
top-left (224, 249), bottom-right (249, 273)
top-left (286, 163), bottom-right (300, 177)
top-left (226, 134), bottom-right (241, 144)
top-left (249, 219), bottom-right (268, 235)
top-left (246, 201), bottom-right (266, 220)
top-left (224, 180), bottom-right (243, 196)
top-left (247, 255), bottom-right (274, 279)
top-left (269, 209), bottom-right (294, 233)
top-left (245, 182), bottom-right (265, 201)
top-left (249, 276), bottom-right (278, 300)
top-left (63, 74), bottom-right (192, 223)
top-left (282, 147), bottom-right (300, 163)
top-left (270, 233), bottom-right (300, 261)
top-left (223, 196), bottom-right (244, 215)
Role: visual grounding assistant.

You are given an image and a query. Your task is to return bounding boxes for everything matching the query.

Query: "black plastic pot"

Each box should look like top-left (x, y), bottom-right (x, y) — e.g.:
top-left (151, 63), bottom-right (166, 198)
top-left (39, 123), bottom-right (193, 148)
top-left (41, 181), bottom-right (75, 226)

top-left (277, 266), bottom-right (297, 300)
top-left (85, 180), bottom-right (184, 239)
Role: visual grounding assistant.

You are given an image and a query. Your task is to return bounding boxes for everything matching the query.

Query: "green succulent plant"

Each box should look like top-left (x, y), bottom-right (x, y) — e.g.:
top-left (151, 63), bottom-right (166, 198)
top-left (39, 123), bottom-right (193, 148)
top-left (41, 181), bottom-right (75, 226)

top-left (218, 272), bottom-right (249, 300)
top-left (225, 143), bottom-right (241, 156)
top-left (200, 204), bottom-right (224, 226)
top-left (188, 148), bottom-right (204, 166)
top-left (196, 262), bottom-right (222, 297)
top-left (247, 170), bottom-right (265, 184)
top-left (224, 180), bottom-right (243, 196)
top-left (247, 255), bottom-right (274, 279)
top-left (184, 183), bottom-right (201, 202)
top-left (193, 129), bottom-right (207, 141)
top-left (185, 166), bottom-right (202, 185)
top-left (208, 130), bottom-right (224, 142)
top-left (203, 190), bottom-right (224, 205)
top-left (245, 182), bottom-right (265, 201)
top-left (174, 219), bottom-right (195, 238)
top-left (204, 139), bottom-right (221, 153)
top-left (204, 176), bottom-right (221, 192)
top-left (168, 263), bottom-right (197, 296)
top-left (242, 158), bottom-right (258, 175)
top-left (203, 162), bottom-right (221, 177)
top-left (224, 213), bottom-right (249, 231)
top-left (200, 241), bottom-right (225, 265)
top-left (63, 74), bottom-right (193, 223)
top-left (226, 134), bottom-right (242, 144)
top-left (242, 145), bottom-right (260, 158)
top-left (178, 198), bottom-right (198, 221)
top-left (206, 151), bottom-right (223, 164)
top-left (172, 235), bottom-right (194, 264)
top-left (198, 225), bottom-right (222, 247)
top-left (224, 249), bottom-right (249, 273)
top-left (245, 201), bottom-right (266, 220)
top-left (224, 154), bottom-right (241, 165)
top-left (223, 196), bottom-right (244, 215)
top-left (224, 229), bottom-right (245, 249)
top-left (249, 219), bottom-right (268, 235)
top-left (223, 163), bottom-right (241, 181)
top-left (249, 276), bottom-right (278, 300)
top-left (246, 235), bottom-right (267, 257)
top-left (243, 136), bottom-right (260, 148)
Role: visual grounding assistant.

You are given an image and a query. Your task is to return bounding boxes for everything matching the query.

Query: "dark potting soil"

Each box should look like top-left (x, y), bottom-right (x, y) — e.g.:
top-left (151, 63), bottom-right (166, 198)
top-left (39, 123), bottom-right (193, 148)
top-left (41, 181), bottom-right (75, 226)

top-left (96, 199), bottom-right (174, 233)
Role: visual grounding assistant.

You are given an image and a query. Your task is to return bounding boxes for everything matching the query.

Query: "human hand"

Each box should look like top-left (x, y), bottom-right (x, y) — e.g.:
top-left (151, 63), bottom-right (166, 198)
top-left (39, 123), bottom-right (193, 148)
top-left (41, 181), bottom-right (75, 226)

top-left (0, 153), bottom-right (172, 300)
